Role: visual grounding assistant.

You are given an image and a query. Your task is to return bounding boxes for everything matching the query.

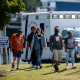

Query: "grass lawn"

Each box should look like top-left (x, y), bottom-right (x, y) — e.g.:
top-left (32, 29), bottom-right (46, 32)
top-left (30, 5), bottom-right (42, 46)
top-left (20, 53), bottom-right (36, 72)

top-left (0, 63), bottom-right (80, 80)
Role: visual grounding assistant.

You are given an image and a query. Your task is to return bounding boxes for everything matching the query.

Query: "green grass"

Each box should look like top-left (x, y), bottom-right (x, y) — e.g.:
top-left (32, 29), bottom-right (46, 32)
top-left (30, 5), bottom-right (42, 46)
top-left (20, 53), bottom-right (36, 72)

top-left (0, 63), bottom-right (80, 80)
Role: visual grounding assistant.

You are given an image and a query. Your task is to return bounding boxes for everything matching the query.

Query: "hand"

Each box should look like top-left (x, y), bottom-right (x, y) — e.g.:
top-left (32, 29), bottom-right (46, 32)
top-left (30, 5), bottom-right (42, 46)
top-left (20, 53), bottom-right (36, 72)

top-left (10, 48), bottom-right (12, 52)
top-left (31, 50), bottom-right (32, 52)
top-left (25, 51), bottom-right (28, 59)
top-left (21, 50), bottom-right (23, 54)
top-left (45, 47), bottom-right (47, 50)
top-left (26, 47), bottom-right (29, 51)
top-left (65, 49), bottom-right (67, 52)
top-left (50, 48), bottom-right (53, 52)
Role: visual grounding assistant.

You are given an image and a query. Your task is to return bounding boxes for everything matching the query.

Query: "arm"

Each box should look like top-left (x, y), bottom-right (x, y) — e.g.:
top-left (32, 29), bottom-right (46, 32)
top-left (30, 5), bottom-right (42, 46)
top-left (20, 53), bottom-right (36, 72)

top-left (21, 36), bottom-right (24, 52)
top-left (64, 38), bottom-right (67, 52)
top-left (74, 40), bottom-right (76, 53)
top-left (10, 35), bottom-right (13, 52)
top-left (65, 44), bottom-right (67, 52)
top-left (10, 41), bottom-right (12, 52)
top-left (49, 36), bottom-right (53, 51)
top-left (26, 35), bottom-right (30, 51)
top-left (31, 36), bottom-right (35, 52)
top-left (62, 40), bottom-right (65, 47)
top-left (26, 41), bottom-right (29, 51)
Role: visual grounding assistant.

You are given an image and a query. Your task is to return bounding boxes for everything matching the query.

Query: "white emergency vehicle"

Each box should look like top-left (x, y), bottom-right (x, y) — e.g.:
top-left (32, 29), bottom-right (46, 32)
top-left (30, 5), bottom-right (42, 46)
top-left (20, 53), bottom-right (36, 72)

top-left (21, 11), bottom-right (80, 62)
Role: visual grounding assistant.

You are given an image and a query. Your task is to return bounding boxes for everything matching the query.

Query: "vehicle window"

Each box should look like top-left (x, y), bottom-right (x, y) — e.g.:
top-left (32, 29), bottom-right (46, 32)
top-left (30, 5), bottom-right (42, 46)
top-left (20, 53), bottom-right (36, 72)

top-left (77, 15), bottom-right (80, 19)
top-left (72, 15), bottom-right (76, 19)
top-left (52, 14), bottom-right (58, 19)
top-left (46, 14), bottom-right (50, 19)
top-left (59, 15), bottom-right (64, 19)
top-left (64, 14), bottom-right (71, 19)
top-left (72, 30), bottom-right (80, 37)
top-left (62, 30), bottom-right (68, 38)
top-left (62, 30), bottom-right (80, 38)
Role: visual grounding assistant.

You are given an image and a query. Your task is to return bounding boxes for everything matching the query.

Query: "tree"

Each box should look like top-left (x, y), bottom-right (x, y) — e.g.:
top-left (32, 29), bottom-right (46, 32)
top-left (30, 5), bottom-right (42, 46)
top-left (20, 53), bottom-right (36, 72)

top-left (0, 0), bottom-right (25, 30)
top-left (22, 0), bottom-right (41, 12)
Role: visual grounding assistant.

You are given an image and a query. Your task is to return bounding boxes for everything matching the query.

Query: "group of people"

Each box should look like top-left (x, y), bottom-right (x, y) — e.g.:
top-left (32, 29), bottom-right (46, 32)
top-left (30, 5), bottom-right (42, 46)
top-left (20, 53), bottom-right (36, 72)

top-left (10, 26), bottom-right (76, 72)
top-left (50, 26), bottom-right (76, 72)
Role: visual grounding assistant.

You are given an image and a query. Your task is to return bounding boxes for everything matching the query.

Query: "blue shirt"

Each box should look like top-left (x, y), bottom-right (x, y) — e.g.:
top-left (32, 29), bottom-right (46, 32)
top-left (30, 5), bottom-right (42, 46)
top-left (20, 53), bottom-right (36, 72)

top-left (27, 32), bottom-right (34, 46)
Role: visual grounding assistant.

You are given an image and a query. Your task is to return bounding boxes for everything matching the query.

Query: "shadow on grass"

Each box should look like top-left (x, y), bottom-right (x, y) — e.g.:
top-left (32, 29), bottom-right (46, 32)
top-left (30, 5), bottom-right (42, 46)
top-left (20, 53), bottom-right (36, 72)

top-left (19, 67), bottom-right (33, 70)
top-left (42, 68), bottom-right (67, 75)
top-left (42, 71), bottom-right (56, 75)
top-left (14, 67), bottom-right (34, 71)
top-left (0, 74), bottom-right (6, 77)
top-left (44, 65), bottom-right (53, 68)
top-left (66, 70), bottom-right (80, 75)
top-left (58, 68), bottom-right (67, 73)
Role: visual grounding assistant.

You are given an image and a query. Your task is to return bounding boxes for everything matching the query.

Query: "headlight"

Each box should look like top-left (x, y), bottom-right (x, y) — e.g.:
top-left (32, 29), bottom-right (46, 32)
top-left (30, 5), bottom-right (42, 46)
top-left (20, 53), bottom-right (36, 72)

top-left (77, 44), bottom-right (80, 47)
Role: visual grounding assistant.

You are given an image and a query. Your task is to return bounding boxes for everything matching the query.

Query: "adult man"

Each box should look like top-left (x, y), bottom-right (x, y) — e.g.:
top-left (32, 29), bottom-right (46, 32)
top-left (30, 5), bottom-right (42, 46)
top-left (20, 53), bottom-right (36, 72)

top-left (10, 29), bottom-right (23, 70)
top-left (49, 26), bottom-right (64, 72)
top-left (26, 26), bottom-right (36, 67)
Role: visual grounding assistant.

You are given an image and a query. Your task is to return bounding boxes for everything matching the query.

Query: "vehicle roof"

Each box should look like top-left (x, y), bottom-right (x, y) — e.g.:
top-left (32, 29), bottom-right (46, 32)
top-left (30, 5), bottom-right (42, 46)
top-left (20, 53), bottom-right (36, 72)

top-left (63, 28), bottom-right (80, 31)
top-left (20, 11), bottom-right (80, 16)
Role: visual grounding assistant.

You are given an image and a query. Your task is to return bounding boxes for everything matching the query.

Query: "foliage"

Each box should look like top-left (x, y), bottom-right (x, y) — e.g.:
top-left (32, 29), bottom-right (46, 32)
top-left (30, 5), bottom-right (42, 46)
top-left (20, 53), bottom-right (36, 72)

top-left (22, 0), bottom-right (41, 12)
top-left (0, 0), bottom-right (25, 30)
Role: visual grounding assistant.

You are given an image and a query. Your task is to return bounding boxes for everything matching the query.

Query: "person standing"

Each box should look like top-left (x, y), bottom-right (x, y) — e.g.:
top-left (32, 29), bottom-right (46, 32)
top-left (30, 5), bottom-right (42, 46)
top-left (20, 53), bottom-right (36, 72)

top-left (10, 29), bottom-right (23, 70)
top-left (49, 26), bottom-right (64, 72)
top-left (65, 31), bottom-right (76, 69)
top-left (26, 26), bottom-right (36, 67)
top-left (31, 27), bottom-right (47, 69)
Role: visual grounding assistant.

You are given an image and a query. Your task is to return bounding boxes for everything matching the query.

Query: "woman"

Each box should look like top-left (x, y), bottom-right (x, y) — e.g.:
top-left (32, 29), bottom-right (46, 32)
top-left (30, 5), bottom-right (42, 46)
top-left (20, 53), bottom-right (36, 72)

top-left (31, 27), bottom-right (47, 69)
top-left (65, 31), bottom-right (76, 69)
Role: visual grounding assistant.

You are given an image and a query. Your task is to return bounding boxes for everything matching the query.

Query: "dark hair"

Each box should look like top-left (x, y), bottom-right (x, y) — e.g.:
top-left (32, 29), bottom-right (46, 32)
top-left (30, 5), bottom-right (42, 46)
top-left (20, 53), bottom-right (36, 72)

top-left (55, 26), bottom-right (59, 29)
top-left (17, 29), bottom-right (22, 33)
top-left (68, 31), bottom-right (72, 35)
top-left (31, 26), bottom-right (35, 30)
top-left (54, 26), bottom-right (59, 33)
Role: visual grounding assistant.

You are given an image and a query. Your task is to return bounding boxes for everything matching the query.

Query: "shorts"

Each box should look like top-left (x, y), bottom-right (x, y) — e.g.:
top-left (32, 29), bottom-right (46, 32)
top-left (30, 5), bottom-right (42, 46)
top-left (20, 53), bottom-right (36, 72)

top-left (53, 49), bottom-right (62, 62)
top-left (12, 50), bottom-right (22, 58)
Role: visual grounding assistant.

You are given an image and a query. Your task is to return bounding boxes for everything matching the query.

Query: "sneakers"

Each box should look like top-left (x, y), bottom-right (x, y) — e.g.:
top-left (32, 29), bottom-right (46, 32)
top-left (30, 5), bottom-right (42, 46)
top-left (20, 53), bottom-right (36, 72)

top-left (54, 65), bottom-right (59, 72)
top-left (66, 66), bottom-right (76, 69)
top-left (56, 68), bottom-right (59, 72)
top-left (40, 66), bottom-right (42, 69)
top-left (36, 66), bottom-right (40, 69)
top-left (72, 66), bottom-right (76, 69)
top-left (33, 65), bottom-right (36, 68)
top-left (12, 63), bottom-right (15, 68)
top-left (66, 66), bottom-right (68, 69)
top-left (32, 65), bottom-right (36, 68)
top-left (16, 68), bottom-right (20, 70)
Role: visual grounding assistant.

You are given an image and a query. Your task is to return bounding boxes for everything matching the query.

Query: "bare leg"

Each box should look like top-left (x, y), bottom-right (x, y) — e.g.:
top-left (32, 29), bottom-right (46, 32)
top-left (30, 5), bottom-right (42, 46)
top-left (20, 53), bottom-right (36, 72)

top-left (17, 58), bottom-right (20, 68)
top-left (12, 57), bottom-right (16, 68)
top-left (13, 57), bottom-right (16, 65)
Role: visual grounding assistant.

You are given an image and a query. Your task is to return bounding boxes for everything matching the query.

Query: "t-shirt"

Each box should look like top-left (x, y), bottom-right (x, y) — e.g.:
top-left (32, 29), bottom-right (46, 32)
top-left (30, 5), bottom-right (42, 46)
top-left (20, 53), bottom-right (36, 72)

top-left (50, 34), bottom-right (63, 50)
top-left (65, 38), bottom-right (75, 49)
top-left (27, 32), bottom-right (34, 46)
top-left (38, 35), bottom-right (42, 48)
top-left (10, 33), bottom-right (24, 51)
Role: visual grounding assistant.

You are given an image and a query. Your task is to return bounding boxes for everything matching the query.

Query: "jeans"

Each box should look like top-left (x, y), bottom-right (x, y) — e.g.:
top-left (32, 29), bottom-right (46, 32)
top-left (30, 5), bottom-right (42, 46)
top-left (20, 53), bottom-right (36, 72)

top-left (40, 48), bottom-right (43, 58)
top-left (36, 53), bottom-right (41, 66)
top-left (66, 49), bottom-right (75, 67)
top-left (31, 48), bottom-right (36, 65)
